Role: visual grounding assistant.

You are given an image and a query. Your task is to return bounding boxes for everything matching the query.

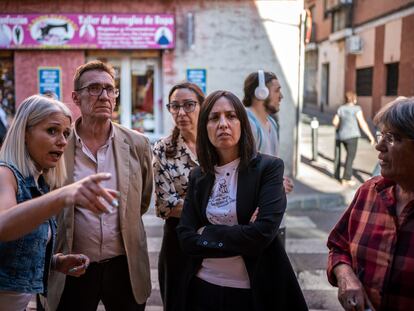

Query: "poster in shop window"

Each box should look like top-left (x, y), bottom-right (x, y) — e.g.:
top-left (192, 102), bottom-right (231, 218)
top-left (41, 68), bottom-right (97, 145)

top-left (38, 67), bottom-right (62, 100)
top-left (186, 69), bottom-right (207, 94)
top-left (0, 14), bottom-right (175, 49)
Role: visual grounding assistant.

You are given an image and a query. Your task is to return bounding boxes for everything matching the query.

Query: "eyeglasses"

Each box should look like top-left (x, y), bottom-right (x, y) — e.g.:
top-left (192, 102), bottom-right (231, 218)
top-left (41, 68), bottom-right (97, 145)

top-left (76, 84), bottom-right (119, 98)
top-left (376, 132), bottom-right (414, 146)
top-left (166, 101), bottom-right (197, 114)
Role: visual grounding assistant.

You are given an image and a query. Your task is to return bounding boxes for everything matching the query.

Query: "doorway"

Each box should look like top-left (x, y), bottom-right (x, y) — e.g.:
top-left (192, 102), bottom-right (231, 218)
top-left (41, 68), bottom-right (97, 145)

top-left (320, 63), bottom-right (329, 112)
top-left (86, 55), bottom-right (162, 137)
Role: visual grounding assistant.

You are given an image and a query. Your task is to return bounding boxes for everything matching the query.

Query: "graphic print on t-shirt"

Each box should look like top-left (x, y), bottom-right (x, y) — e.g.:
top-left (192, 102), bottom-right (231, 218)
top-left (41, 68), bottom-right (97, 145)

top-left (207, 174), bottom-right (237, 225)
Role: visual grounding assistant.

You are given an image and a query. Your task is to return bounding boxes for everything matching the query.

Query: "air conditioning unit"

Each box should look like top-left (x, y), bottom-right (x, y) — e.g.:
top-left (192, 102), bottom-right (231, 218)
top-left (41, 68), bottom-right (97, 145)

top-left (347, 35), bottom-right (363, 54)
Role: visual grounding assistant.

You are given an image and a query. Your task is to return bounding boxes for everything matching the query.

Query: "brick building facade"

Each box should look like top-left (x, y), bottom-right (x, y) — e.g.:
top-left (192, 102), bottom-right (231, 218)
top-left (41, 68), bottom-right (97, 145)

top-left (0, 0), bottom-right (304, 174)
top-left (304, 0), bottom-right (414, 118)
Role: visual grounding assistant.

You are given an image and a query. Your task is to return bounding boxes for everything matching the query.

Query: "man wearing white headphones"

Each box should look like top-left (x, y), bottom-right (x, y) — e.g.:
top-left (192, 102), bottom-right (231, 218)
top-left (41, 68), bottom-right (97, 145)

top-left (242, 70), bottom-right (294, 247)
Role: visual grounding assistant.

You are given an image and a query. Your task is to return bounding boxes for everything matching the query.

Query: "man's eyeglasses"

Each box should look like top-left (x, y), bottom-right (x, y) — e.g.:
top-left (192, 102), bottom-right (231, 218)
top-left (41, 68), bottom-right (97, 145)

top-left (166, 101), bottom-right (197, 114)
top-left (76, 84), bottom-right (119, 98)
top-left (376, 132), bottom-right (414, 146)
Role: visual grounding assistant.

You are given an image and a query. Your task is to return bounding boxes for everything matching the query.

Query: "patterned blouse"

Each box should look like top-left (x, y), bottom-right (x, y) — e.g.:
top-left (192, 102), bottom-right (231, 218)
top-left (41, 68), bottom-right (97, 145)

top-left (153, 134), bottom-right (198, 219)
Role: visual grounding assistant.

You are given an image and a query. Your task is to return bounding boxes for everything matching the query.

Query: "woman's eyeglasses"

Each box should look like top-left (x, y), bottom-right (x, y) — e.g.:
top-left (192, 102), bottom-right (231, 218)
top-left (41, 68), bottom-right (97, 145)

top-left (76, 84), bottom-right (119, 98)
top-left (376, 132), bottom-right (414, 146)
top-left (166, 101), bottom-right (197, 114)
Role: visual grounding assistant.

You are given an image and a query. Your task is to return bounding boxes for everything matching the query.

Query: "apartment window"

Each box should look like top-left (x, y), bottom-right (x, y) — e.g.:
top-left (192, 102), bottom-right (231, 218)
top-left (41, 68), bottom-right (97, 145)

top-left (356, 67), bottom-right (373, 96)
top-left (332, 6), bottom-right (352, 32)
top-left (386, 62), bottom-right (399, 96)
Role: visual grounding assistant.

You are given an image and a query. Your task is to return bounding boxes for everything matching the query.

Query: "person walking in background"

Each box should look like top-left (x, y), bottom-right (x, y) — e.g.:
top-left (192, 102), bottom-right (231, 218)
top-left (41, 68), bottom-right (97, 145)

top-left (332, 91), bottom-right (375, 186)
top-left (47, 60), bottom-right (153, 311)
top-left (327, 97), bottom-right (414, 311)
top-left (177, 90), bottom-right (307, 311)
top-left (0, 94), bottom-right (117, 311)
top-left (153, 82), bottom-right (204, 311)
top-left (242, 70), bottom-right (293, 247)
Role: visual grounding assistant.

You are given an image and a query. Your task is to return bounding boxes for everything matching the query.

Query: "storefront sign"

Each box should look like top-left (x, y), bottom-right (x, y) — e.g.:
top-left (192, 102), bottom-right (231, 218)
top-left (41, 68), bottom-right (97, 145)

top-left (0, 14), bottom-right (175, 49)
top-left (38, 67), bottom-right (62, 100)
top-left (186, 69), bottom-right (206, 94)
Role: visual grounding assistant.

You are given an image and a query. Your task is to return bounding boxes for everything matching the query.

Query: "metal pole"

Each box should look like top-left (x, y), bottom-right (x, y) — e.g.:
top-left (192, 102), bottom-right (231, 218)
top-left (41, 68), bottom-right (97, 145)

top-left (310, 117), bottom-right (319, 161)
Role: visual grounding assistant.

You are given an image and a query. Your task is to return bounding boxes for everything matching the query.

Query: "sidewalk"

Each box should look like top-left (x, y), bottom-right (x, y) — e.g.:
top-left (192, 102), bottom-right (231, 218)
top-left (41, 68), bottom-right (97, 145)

top-left (287, 113), bottom-right (378, 211)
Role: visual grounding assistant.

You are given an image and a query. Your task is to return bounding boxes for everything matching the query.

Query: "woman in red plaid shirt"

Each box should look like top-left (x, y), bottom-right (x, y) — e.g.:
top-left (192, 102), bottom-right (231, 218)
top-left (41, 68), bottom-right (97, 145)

top-left (327, 97), bottom-right (414, 311)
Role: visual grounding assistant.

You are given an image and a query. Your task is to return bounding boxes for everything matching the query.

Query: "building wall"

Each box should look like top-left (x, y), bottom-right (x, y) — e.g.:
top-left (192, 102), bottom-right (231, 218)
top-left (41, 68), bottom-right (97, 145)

top-left (14, 51), bottom-right (84, 118)
top-left (353, 0), bottom-right (414, 26)
top-left (304, 50), bottom-right (318, 105)
top-left (2, 0), bottom-right (303, 174)
top-left (399, 13), bottom-right (414, 96)
top-left (383, 19), bottom-right (402, 63)
top-left (355, 28), bottom-right (375, 68)
top-left (344, 54), bottom-right (356, 94)
top-left (372, 25), bottom-right (385, 116)
top-left (317, 40), bottom-right (346, 112)
top-left (166, 0), bottom-right (302, 174)
top-left (305, 0), bottom-right (331, 42)
top-left (305, 0), bottom-right (414, 121)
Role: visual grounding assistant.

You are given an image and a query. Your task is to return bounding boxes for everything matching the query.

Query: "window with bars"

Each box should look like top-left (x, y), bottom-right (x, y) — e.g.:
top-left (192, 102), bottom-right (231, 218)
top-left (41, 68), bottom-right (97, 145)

top-left (386, 62), bottom-right (399, 96)
top-left (356, 67), bottom-right (373, 96)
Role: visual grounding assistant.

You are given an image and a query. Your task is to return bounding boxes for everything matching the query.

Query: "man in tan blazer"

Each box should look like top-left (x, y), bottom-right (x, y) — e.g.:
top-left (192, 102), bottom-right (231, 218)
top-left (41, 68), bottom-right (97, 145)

top-left (47, 60), bottom-right (153, 311)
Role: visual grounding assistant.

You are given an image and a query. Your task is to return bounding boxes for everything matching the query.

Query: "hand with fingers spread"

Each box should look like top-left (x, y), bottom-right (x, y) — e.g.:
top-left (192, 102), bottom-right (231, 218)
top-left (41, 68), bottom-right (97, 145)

top-left (53, 253), bottom-right (90, 277)
top-left (60, 172), bottom-right (119, 214)
top-left (334, 264), bottom-right (375, 311)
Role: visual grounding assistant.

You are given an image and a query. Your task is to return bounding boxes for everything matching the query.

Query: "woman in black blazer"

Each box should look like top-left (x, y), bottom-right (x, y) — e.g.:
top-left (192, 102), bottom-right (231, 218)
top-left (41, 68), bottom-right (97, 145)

top-left (177, 90), bottom-right (308, 311)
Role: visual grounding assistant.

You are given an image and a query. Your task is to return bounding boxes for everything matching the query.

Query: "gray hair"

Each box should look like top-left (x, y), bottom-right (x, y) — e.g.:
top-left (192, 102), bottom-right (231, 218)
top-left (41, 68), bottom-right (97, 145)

top-left (0, 94), bottom-right (72, 188)
top-left (373, 97), bottom-right (414, 139)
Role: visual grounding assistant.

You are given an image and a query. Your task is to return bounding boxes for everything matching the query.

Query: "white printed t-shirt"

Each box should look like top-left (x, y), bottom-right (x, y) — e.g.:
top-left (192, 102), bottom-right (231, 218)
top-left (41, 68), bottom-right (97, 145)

top-left (196, 158), bottom-right (250, 289)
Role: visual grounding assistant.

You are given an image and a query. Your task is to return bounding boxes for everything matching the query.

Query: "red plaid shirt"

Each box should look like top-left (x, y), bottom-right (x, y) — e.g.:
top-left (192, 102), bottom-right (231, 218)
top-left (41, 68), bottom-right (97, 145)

top-left (327, 176), bottom-right (414, 311)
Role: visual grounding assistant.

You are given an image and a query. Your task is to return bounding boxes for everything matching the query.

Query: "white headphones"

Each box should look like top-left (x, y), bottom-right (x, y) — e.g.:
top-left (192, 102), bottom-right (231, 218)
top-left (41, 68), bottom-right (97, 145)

top-left (254, 69), bottom-right (269, 101)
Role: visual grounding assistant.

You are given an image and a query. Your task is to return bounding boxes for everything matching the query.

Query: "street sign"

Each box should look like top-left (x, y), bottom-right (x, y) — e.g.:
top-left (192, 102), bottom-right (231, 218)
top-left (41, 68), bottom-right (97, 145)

top-left (38, 67), bottom-right (62, 100)
top-left (186, 68), bottom-right (206, 94)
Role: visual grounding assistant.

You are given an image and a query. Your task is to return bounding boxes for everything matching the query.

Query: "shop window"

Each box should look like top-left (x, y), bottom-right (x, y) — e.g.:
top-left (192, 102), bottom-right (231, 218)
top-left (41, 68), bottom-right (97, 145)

top-left (356, 67), bottom-right (373, 96)
top-left (131, 68), bottom-right (154, 133)
top-left (0, 57), bottom-right (15, 119)
top-left (386, 62), bottom-right (399, 96)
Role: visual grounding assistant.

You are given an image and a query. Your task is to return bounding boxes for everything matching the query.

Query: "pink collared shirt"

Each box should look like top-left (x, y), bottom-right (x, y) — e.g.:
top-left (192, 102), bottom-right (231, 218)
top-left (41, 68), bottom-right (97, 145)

top-left (71, 121), bottom-right (125, 262)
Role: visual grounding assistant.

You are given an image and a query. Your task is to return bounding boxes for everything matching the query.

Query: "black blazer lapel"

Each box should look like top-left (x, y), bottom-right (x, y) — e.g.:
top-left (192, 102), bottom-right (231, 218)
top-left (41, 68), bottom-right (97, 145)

top-left (236, 163), bottom-right (259, 225)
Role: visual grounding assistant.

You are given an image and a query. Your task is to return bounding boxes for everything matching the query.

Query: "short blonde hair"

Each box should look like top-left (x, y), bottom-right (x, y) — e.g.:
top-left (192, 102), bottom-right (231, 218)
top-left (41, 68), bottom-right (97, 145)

top-left (0, 94), bottom-right (72, 188)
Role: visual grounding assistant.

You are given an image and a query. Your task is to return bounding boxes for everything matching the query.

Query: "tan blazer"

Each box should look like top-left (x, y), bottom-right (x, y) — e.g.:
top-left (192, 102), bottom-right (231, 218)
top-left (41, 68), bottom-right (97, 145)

top-left (46, 123), bottom-right (153, 310)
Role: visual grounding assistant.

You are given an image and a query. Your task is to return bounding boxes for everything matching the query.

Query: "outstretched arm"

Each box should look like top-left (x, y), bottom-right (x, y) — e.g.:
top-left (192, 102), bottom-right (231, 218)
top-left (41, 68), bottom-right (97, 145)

top-left (0, 168), bottom-right (117, 242)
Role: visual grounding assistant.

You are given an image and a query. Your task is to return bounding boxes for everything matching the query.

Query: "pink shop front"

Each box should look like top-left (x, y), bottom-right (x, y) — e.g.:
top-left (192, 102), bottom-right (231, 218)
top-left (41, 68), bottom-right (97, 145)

top-left (0, 13), bottom-right (175, 136)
